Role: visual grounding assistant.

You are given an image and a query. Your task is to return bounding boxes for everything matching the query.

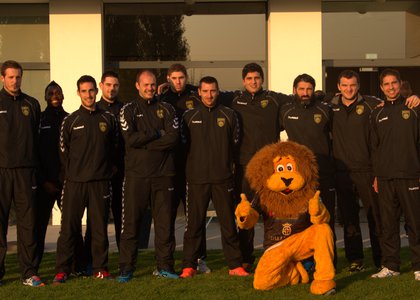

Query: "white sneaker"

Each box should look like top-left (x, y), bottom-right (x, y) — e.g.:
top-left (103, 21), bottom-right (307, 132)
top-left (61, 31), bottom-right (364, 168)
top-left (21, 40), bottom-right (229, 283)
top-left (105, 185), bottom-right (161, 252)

top-left (371, 267), bottom-right (400, 278)
top-left (197, 258), bottom-right (211, 274)
top-left (414, 271), bottom-right (420, 281)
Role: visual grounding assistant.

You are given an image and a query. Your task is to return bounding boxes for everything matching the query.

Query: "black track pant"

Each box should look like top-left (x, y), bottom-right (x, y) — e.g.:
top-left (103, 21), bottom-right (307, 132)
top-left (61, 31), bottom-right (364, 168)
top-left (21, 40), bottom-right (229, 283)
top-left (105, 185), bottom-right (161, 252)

top-left (55, 180), bottom-right (111, 274)
top-left (378, 178), bottom-right (420, 272)
top-left (111, 174), bottom-right (123, 250)
top-left (34, 185), bottom-right (60, 271)
top-left (182, 181), bottom-right (242, 269)
top-left (119, 176), bottom-right (175, 273)
top-left (234, 164), bottom-right (255, 265)
top-left (336, 171), bottom-right (382, 267)
top-left (0, 168), bottom-right (37, 280)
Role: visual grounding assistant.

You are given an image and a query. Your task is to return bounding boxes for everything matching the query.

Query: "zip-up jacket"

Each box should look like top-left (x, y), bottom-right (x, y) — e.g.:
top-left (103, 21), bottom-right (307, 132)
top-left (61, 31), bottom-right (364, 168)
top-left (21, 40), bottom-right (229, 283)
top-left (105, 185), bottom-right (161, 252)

top-left (96, 97), bottom-right (124, 119)
top-left (120, 96), bottom-right (179, 178)
top-left (60, 105), bottom-right (118, 182)
top-left (331, 94), bottom-right (382, 172)
top-left (96, 97), bottom-right (125, 175)
top-left (159, 84), bottom-right (201, 119)
top-left (182, 102), bottom-right (239, 184)
top-left (38, 105), bottom-right (68, 185)
top-left (371, 96), bottom-right (420, 179)
top-left (225, 89), bottom-right (290, 165)
top-left (0, 88), bottom-right (40, 168)
top-left (280, 98), bottom-right (334, 178)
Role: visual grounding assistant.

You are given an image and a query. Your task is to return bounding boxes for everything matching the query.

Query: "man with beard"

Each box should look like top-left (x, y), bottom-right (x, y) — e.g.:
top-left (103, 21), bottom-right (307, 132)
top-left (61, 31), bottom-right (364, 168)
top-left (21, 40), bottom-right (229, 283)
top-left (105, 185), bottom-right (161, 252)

top-left (279, 74), bottom-right (336, 267)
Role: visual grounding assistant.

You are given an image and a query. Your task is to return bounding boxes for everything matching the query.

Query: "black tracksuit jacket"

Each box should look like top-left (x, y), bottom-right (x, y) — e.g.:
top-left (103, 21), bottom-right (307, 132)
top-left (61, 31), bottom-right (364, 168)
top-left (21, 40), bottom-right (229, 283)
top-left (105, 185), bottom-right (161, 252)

top-left (371, 96), bottom-right (420, 179)
top-left (38, 105), bottom-right (68, 185)
top-left (280, 98), bottom-right (334, 178)
top-left (96, 98), bottom-right (125, 173)
top-left (0, 88), bottom-right (40, 168)
top-left (60, 105), bottom-right (118, 182)
top-left (182, 102), bottom-right (239, 184)
top-left (224, 89), bottom-right (290, 165)
top-left (331, 94), bottom-right (381, 172)
top-left (159, 84), bottom-right (200, 120)
top-left (120, 96), bottom-right (179, 178)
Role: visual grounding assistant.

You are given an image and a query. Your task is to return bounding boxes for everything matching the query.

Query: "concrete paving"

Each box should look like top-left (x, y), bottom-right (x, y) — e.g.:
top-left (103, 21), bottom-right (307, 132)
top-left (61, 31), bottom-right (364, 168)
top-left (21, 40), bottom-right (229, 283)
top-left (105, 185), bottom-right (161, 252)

top-left (6, 210), bottom-right (409, 253)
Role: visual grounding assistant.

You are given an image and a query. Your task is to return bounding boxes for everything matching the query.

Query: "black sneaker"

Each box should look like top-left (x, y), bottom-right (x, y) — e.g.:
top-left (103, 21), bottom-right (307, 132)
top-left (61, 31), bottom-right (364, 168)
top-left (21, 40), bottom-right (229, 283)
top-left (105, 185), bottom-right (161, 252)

top-left (348, 262), bottom-right (365, 273)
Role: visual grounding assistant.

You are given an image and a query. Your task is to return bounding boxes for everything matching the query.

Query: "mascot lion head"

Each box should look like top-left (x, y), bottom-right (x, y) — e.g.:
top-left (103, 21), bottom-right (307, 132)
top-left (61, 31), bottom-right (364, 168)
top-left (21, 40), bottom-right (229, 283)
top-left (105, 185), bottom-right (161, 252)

top-left (246, 141), bottom-right (319, 219)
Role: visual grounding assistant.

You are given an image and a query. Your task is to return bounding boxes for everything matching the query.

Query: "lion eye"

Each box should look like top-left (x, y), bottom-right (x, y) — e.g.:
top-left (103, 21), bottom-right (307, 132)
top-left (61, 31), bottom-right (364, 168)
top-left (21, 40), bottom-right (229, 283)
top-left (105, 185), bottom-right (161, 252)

top-left (286, 163), bottom-right (293, 171)
top-left (276, 164), bottom-right (285, 172)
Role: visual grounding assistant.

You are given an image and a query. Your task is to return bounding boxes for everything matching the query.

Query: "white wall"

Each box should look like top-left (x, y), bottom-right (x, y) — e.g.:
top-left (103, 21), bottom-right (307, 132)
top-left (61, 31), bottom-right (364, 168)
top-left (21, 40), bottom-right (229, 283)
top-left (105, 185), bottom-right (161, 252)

top-left (268, 0), bottom-right (323, 94)
top-left (49, 0), bottom-right (103, 114)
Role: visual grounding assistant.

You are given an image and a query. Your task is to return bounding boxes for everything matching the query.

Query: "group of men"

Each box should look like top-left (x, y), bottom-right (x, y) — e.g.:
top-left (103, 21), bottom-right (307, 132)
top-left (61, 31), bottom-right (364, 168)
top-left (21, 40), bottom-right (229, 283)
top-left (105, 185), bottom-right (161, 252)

top-left (0, 58), bottom-right (419, 288)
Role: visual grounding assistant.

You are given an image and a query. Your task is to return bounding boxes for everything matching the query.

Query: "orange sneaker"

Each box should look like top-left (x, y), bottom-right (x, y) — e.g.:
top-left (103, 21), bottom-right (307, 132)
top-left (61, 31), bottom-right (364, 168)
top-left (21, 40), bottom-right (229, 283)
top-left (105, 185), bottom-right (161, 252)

top-left (180, 268), bottom-right (196, 278)
top-left (229, 267), bottom-right (250, 276)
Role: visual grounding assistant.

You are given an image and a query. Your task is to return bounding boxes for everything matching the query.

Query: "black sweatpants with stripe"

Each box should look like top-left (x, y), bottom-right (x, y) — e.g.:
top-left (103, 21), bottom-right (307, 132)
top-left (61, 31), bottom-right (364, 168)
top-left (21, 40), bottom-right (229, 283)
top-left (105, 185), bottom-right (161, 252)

top-left (0, 168), bottom-right (37, 280)
top-left (55, 180), bottom-right (111, 274)
top-left (119, 176), bottom-right (175, 273)
top-left (378, 178), bottom-right (420, 272)
top-left (182, 180), bottom-right (242, 270)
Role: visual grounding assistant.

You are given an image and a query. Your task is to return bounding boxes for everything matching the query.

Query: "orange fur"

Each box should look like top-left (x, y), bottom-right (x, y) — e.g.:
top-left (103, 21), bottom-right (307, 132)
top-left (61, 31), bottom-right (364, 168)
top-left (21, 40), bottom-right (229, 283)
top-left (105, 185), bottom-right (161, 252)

top-left (245, 141), bottom-right (319, 219)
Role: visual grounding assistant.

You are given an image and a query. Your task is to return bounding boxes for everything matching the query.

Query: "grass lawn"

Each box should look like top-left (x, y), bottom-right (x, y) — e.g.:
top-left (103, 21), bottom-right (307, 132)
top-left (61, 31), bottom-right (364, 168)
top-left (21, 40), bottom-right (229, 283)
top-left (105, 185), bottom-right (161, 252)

top-left (0, 248), bottom-right (418, 299)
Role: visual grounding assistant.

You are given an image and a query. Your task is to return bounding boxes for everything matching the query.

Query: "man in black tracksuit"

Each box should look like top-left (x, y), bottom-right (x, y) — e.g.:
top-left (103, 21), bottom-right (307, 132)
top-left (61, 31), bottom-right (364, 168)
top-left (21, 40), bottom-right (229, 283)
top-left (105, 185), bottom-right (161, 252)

top-left (180, 76), bottom-right (247, 278)
top-left (371, 69), bottom-right (420, 280)
top-left (279, 74), bottom-right (336, 265)
top-left (0, 60), bottom-right (43, 286)
top-left (118, 70), bottom-right (179, 281)
top-left (220, 63), bottom-right (290, 269)
top-left (34, 81), bottom-right (68, 271)
top-left (331, 70), bottom-right (382, 270)
top-left (54, 75), bottom-right (118, 283)
top-left (96, 71), bottom-right (125, 250)
top-left (158, 64), bottom-right (208, 272)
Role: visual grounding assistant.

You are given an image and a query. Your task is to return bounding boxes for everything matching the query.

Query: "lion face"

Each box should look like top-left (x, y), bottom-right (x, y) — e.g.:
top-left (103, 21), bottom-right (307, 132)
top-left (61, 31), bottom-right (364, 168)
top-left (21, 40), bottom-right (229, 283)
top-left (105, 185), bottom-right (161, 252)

top-left (266, 155), bottom-right (305, 195)
top-left (245, 141), bottom-right (319, 219)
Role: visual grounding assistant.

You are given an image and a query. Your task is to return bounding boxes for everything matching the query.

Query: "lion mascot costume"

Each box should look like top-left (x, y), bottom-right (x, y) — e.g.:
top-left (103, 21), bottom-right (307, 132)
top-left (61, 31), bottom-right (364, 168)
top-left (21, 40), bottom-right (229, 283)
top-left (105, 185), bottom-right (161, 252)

top-left (235, 141), bottom-right (335, 295)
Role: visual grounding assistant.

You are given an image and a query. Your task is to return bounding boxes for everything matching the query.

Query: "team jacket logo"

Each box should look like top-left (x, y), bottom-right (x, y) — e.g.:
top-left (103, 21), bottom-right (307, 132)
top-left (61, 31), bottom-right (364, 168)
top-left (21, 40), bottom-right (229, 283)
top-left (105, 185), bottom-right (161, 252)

top-left (99, 122), bottom-right (107, 132)
top-left (281, 223), bottom-right (292, 236)
top-left (185, 100), bottom-right (194, 109)
top-left (217, 117), bottom-right (225, 127)
top-left (402, 110), bottom-right (410, 120)
top-left (356, 105), bottom-right (364, 115)
top-left (157, 109), bottom-right (164, 119)
top-left (314, 114), bottom-right (322, 124)
top-left (260, 99), bottom-right (268, 108)
top-left (21, 106), bottom-right (30, 116)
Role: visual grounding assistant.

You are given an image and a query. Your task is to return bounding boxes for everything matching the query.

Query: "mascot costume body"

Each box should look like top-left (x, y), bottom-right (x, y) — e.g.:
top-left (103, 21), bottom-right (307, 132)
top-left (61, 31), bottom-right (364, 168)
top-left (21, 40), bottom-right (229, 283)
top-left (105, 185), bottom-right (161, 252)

top-left (235, 141), bottom-right (335, 295)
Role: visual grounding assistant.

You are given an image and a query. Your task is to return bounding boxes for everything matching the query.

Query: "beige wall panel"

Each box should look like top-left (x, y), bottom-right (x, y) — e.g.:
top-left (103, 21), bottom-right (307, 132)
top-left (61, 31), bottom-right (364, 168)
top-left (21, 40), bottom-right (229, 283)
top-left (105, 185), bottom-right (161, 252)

top-left (49, 0), bottom-right (103, 113)
top-left (323, 12), bottom-right (406, 60)
top-left (268, 0), bottom-right (322, 94)
top-left (406, 12), bottom-right (420, 59)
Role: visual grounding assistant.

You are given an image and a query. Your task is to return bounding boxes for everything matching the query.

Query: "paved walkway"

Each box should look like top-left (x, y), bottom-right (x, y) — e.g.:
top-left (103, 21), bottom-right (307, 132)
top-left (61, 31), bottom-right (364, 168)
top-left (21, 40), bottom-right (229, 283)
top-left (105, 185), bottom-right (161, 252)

top-left (7, 212), bottom-right (408, 253)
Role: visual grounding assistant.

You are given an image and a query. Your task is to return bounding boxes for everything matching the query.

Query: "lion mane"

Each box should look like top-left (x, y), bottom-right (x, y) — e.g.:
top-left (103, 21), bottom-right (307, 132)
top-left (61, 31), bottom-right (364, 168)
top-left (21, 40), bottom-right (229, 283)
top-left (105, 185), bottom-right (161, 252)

top-left (245, 141), bottom-right (319, 219)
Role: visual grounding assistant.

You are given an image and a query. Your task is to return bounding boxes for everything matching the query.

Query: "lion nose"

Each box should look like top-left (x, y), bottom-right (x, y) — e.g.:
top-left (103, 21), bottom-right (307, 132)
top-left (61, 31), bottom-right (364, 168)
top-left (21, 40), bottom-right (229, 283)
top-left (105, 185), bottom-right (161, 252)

top-left (281, 177), bottom-right (293, 187)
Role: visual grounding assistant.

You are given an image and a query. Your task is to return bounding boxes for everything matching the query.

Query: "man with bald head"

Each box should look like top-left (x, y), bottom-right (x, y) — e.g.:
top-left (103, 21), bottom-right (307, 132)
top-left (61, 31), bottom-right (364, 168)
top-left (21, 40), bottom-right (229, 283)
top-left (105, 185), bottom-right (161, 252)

top-left (117, 70), bottom-right (179, 282)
